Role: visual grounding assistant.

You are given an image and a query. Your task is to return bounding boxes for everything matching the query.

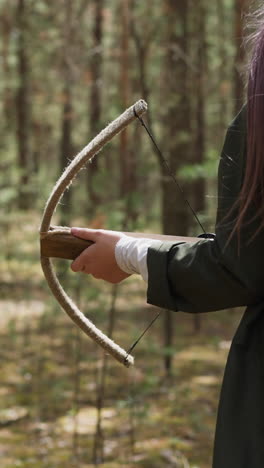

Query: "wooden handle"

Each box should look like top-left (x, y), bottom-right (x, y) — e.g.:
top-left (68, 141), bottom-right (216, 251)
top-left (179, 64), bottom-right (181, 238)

top-left (40, 228), bottom-right (200, 261)
top-left (41, 230), bottom-right (93, 260)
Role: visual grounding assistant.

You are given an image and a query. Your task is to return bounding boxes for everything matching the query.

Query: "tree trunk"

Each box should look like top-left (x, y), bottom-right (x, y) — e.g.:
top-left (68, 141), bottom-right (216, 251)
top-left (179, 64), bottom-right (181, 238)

top-left (119, 0), bottom-right (138, 226)
top-left (16, 0), bottom-right (30, 210)
top-left (130, 0), bottom-right (156, 225)
top-left (60, 84), bottom-right (73, 224)
top-left (161, 0), bottom-right (191, 374)
top-left (234, 0), bottom-right (246, 114)
top-left (59, 0), bottom-right (74, 225)
top-left (87, 0), bottom-right (104, 207)
top-left (189, 0), bottom-right (206, 216)
top-left (119, 0), bottom-right (131, 199)
top-left (130, 0), bottom-right (152, 106)
top-left (191, 0), bottom-right (207, 333)
top-left (216, 0), bottom-right (229, 136)
top-left (1, 6), bottom-right (13, 130)
top-left (161, 0), bottom-right (191, 236)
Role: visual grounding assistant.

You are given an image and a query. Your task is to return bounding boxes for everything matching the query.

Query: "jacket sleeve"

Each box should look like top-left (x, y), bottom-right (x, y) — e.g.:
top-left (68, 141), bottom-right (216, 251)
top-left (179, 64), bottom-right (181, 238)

top-left (147, 106), bottom-right (264, 313)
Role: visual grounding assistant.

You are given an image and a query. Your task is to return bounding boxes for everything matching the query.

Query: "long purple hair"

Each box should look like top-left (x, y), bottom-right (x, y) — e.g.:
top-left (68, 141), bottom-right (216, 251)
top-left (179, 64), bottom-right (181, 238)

top-left (234, 6), bottom-right (264, 238)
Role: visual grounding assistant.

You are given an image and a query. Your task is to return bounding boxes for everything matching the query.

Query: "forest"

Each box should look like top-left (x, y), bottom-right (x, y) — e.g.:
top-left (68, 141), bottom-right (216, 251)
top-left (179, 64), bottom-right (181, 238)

top-left (0, 0), bottom-right (251, 467)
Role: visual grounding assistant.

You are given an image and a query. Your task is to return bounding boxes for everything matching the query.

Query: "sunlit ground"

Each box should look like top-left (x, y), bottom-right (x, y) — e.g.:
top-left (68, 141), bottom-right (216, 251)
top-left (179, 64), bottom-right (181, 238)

top-left (0, 212), bottom-right (244, 467)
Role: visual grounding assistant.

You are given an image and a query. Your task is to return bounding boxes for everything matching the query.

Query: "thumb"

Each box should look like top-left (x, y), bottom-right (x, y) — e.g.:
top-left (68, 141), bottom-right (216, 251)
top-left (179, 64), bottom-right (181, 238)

top-left (71, 227), bottom-right (99, 242)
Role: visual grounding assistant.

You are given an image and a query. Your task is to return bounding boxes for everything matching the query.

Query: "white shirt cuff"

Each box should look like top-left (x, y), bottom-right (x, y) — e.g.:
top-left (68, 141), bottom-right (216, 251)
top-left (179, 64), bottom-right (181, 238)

top-left (115, 236), bottom-right (162, 282)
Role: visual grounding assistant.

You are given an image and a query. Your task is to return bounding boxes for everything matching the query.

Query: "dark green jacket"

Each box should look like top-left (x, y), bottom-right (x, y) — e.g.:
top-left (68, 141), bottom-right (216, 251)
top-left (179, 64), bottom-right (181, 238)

top-left (147, 106), bottom-right (264, 467)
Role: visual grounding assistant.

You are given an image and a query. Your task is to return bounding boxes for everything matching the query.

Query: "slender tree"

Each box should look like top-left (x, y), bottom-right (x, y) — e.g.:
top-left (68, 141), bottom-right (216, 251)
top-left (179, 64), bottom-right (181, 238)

top-left (234, 0), bottom-right (247, 113)
top-left (0, 3), bottom-right (13, 130)
top-left (161, 0), bottom-right (191, 236)
top-left (130, 0), bottom-right (158, 223)
top-left (216, 0), bottom-right (230, 134)
top-left (87, 0), bottom-right (104, 207)
top-left (59, 0), bottom-right (75, 225)
top-left (130, 0), bottom-right (153, 109)
top-left (16, 0), bottom-right (30, 209)
top-left (161, 0), bottom-right (191, 374)
top-left (119, 0), bottom-right (131, 199)
top-left (192, 0), bottom-right (206, 215)
top-left (119, 0), bottom-right (140, 225)
top-left (191, 0), bottom-right (207, 333)
top-left (92, 285), bottom-right (118, 464)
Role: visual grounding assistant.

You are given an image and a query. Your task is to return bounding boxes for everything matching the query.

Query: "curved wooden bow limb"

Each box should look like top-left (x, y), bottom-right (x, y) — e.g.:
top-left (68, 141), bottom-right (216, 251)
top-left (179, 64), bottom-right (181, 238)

top-left (39, 100), bottom-right (148, 368)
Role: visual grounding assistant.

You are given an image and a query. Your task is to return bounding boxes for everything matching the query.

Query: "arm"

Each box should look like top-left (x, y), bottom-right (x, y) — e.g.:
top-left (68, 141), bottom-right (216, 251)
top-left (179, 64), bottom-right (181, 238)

top-left (40, 229), bottom-right (199, 260)
top-left (40, 228), bottom-right (199, 283)
top-left (147, 105), bottom-right (264, 312)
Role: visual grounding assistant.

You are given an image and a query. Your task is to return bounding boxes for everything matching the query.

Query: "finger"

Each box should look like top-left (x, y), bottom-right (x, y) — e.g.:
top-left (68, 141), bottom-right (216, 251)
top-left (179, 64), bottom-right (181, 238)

top-left (71, 227), bottom-right (99, 242)
top-left (71, 258), bottom-right (82, 272)
top-left (71, 243), bottom-right (96, 272)
top-left (71, 253), bottom-right (88, 272)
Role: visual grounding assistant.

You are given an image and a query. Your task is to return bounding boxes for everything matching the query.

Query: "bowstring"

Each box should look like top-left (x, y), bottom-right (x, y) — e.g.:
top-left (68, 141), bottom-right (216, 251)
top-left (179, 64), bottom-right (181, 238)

top-left (124, 106), bottom-right (208, 365)
top-left (133, 106), bottom-right (207, 236)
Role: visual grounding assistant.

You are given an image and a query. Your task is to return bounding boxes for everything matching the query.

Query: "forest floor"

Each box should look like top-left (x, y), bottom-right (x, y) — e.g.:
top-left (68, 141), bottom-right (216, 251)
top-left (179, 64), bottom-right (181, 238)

top-left (0, 212), bottom-right (244, 468)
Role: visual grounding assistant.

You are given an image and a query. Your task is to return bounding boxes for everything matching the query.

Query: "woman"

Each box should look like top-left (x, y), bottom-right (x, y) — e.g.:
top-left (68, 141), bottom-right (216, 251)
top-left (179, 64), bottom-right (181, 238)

top-left (70, 7), bottom-right (264, 467)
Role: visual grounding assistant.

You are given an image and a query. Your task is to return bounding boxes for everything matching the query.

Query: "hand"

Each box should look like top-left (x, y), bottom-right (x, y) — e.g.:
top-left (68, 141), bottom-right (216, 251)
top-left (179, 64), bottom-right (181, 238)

top-left (70, 228), bottom-right (131, 284)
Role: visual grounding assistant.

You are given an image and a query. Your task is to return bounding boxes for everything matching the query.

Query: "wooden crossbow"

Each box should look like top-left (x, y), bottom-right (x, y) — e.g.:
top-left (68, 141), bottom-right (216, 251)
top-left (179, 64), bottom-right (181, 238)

top-left (39, 100), bottom-right (200, 368)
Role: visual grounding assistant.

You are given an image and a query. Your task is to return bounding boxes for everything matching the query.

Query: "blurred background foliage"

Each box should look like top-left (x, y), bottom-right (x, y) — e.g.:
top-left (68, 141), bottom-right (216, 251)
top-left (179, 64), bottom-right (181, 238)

top-left (0, 0), bottom-right (253, 466)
